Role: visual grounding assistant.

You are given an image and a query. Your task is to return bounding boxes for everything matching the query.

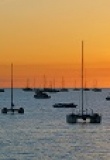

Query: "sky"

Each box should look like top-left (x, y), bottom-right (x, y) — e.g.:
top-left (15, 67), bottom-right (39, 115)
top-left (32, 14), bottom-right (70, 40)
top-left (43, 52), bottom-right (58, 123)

top-left (0, 0), bottom-right (110, 88)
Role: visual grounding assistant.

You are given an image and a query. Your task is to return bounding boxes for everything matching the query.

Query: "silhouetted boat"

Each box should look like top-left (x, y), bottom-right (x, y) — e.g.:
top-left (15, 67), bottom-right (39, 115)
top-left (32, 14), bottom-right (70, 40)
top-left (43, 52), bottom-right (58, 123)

top-left (83, 88), bottom-right (90, 91)
top-left (60, 77), bottom-right (68, 92)
top-left (0, 88), bottom-right (5, 92)
top-left (42, 76), bottom-right (59, 93)
top-left (23, 87), bottom-right (33, 91)
top-left (83, 71), bottom-right (90, 91)
top-left (53, 103), bottom-right (77, 108)
top-left (74, 88), bottom-right (80, 91)
top-left (42, 88), bottom-right (59, 93)
top-left (92, 80), bottom-right (102, 92)
top-left (22, 79), bottom-right (33, 91)
top-left (73, 80), bottom-right (80, 91)
top-left (66, 41), bottom-right (102, 123)
top-left (106, 93), bottom-right (110, 100)
top-left (106, 96), bottom-right (110, 100)
top-left (92, 88), bottom-right (102, 92)
top-left (60, 88), bottom-right (68, 92)
top-left (1, 64), bottom-right (24, 114)
top-left (34, 90), bottom-right (51, 99)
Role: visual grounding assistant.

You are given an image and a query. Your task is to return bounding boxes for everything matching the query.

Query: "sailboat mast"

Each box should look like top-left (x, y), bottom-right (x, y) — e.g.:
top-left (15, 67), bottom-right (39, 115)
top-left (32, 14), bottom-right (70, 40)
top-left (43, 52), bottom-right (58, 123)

top-left (43, 75), bottom-right (46, 89)
top-left (11, 63), bottom-right (14, 109)
top-left (33, 77), bottom-right (36, 90)
top-left (53, 78), bottom-right (55, 89)
top-left (27, 79), bottom-right (29, 88)
top-left (62, 76), bottom-right (64, 88)
top-left (81, 41), bottom-right (84, 115)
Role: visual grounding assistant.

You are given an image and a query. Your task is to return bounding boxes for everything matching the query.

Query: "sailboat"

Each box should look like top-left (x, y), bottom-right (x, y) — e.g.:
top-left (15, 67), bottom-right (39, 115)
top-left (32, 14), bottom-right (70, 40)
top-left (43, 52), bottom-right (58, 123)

top-left (92, 80), bottom-right (102, 92)
top-left (1, 64), bottom-right (24, 114)
top-left (43, 77), bottom-right (59, 93)
top-left (22, 79), bottom-right (33, 91)
top-left (83, 81), bottom-right (90, 91)
top-left (73, 80), bottom-right (80, 91)
top-left (66, 41), bottom-right (101, 123)
top-left (60, 76), bottom-right (68, 92)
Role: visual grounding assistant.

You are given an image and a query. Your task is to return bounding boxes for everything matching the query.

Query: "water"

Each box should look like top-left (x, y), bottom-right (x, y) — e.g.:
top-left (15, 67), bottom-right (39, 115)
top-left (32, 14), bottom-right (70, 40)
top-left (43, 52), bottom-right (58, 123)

top-left (0, 89), bottom-right (110, 160)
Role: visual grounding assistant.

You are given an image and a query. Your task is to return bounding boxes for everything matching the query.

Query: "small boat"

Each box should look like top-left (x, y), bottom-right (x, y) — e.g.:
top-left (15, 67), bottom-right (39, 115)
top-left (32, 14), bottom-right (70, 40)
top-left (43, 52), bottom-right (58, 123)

top-left (73, 80), bottom-right (80, 91)
top-left (34, 90), bottom-right (51, 99)
top-left (92, 88), bottom-right (102, 92)
top-left (106, 93), bottom-right (110, 100)
top-left (73, 88), bottom-right (80, 91)
top-left (42, 88), bottom-right (59, 93)
top-left (83, 81), bottom-right (90, 91)
top-left (60, 88), bottom-right (68, 92)
top-left (83, 88), bottom-right (90, 91)
top-left (92, 80), bottom-right (102, 92)
top-left (1, 64), bottom-right (24, 114)
top-left (23, 87), bottom-right (33, 91)
top-left (60, 77), bottom-right (68, 92)
top-left (53, 103), bottom-right (77, 108)
top-left (42, 75), bottom-right (59, 93)
top-left (22, 79), bottom-right (33, 91)
top-left (0, 88), bottom-right (5, 92)
top-left (106, 96), bottom-right (110, 100)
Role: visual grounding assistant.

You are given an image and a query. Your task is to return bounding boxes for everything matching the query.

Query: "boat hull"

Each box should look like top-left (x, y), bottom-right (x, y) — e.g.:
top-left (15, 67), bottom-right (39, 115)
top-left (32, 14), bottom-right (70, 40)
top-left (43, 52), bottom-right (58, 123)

top-left (66, 113), bottom-right (102, 123)
top-left (53, 103), bottom-right (77, 108)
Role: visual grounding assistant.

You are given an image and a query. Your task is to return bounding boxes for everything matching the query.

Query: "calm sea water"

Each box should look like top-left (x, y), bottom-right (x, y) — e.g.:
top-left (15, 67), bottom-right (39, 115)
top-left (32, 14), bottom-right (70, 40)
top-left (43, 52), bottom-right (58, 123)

top-left (0, 89), bottom-right (110, 160)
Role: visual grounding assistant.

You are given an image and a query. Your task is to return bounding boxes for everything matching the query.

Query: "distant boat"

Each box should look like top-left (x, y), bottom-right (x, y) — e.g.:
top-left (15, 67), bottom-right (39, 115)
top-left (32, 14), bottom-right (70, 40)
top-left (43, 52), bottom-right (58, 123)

top-left (73, 80), bottom-right (80, 91)
top-left (106, 96), bottom-right (110, 101)
top-left (74, 88), bottom-right (80, 91)
top-left (53, 103), bottom-right (77, 108)
top-left (1, 64), bottom-right (24, 114)
top-left (83, 70), bottom-right (90, 91)
top-left (92, 80), bottom-right (102, 92)
top-left (60, 88), bottom-right (68, 92)
top-left (60, 77), bottom-right (68, 92)
top-left (66, 41), bottom-right (101, 123)
top-left (83, 81), bottom-right (90, 91)
top-left (23, 87), bottom-right (33, 91)
top-left (42, 76), bottom-right (59, 93)
top-left (106, 93), bottom-right (110, 100)
top-left (92, 88), bottom-right (102, 92)
top-left (22, 79), bottom-right (33, 91)
top-left (34, 90), bottom-right (51, 99)
top-left (0, 88), bottom-right (5, 92)
top-left (42, 88), bottom-right (59, 93)
top-left (83, 88), bottom-right (90, 91)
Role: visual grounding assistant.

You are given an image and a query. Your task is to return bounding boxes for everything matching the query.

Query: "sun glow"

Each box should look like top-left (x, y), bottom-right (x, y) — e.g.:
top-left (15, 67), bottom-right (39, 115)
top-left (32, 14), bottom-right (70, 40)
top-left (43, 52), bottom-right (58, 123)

top-left (0, 0), bottom-right (110, 88)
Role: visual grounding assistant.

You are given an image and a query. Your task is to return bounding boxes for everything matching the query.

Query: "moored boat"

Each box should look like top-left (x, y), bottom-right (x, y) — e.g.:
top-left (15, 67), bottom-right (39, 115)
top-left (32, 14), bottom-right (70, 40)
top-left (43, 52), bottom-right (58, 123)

top-left (106, 93), bottom-right (110, 100)
top-left (0, 88), bottom-right (5, 92)
top-left (66, 41), bottom-right (102, 124)
top-left (1, 64), bottom-right (24, 114)
top-left (53, 103), bottom-right (77, 108)
top-left (34, 90), bottom-right (51, 99)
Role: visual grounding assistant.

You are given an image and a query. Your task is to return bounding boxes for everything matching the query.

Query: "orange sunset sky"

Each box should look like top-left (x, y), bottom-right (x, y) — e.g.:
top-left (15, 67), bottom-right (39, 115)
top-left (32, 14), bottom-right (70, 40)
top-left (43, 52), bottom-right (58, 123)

top-left (0, 0), bottom-right (110, 88)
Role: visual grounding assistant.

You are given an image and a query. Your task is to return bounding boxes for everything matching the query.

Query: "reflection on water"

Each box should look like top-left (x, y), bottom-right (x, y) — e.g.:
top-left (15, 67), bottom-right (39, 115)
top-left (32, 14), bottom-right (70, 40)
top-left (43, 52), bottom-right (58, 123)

top-left (0, 89), bottom-right (110, 160)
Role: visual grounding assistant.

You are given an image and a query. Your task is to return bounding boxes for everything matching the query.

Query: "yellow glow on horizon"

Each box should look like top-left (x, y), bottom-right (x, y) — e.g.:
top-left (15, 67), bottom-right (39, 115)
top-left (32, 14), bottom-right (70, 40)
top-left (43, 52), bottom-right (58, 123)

top-left (0, 64), bottom-right (110, 88)
top-left (0, 1), bottom-right (110, 87)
